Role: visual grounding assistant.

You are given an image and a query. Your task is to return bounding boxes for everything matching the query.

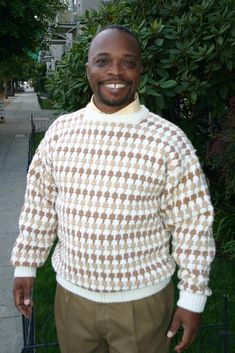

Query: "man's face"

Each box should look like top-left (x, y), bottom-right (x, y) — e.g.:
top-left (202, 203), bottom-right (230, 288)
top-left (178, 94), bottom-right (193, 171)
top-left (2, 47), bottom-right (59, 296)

top-left (86, 29), bottom-right (143, 114)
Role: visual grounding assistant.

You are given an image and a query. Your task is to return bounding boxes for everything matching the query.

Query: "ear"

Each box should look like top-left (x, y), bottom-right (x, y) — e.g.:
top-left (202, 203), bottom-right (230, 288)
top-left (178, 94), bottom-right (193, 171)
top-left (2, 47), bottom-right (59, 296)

top-left (85, 63), bottom-right (89, 79)
top-left (140, 64), bottom-right (144, 74)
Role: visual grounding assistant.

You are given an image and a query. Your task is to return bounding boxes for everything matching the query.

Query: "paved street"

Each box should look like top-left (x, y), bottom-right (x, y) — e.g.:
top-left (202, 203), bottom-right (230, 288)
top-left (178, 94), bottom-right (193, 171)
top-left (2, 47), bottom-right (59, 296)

top-left (0, 91), bottom-right (56, 353)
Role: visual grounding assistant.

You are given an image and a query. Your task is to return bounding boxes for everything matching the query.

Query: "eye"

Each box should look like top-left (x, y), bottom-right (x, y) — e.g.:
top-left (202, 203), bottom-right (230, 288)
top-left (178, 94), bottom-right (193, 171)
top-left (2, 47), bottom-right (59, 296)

top-left (123, 60), bottom-right (136, 68)
top-left (95, 58), bottom-right (108, 67)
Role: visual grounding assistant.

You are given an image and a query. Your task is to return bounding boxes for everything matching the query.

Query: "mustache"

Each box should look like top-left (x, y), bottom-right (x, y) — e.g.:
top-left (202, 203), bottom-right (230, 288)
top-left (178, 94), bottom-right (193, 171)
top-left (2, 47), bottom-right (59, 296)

top-left (98, 77), bottom-right (133, 85)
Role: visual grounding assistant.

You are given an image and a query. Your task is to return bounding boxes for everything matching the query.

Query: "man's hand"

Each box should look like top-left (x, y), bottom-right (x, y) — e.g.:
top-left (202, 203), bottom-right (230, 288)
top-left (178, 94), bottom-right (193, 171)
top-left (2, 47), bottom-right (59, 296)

top-left (167, 307), bottom-right (201, 352)
top-left (13, 277), bottom-right (34, 318)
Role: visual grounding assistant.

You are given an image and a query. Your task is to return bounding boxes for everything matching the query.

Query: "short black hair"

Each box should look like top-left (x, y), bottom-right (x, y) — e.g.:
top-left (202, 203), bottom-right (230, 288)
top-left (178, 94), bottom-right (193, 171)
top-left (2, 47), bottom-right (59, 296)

top-left (89, 24), bottom-right (141, 54)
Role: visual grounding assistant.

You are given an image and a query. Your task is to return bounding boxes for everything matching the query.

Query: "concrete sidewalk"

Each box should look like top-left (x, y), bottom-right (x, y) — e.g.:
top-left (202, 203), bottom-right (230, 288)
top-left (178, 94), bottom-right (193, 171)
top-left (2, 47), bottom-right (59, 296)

top-left (0, 91), bottom-right (56, 353)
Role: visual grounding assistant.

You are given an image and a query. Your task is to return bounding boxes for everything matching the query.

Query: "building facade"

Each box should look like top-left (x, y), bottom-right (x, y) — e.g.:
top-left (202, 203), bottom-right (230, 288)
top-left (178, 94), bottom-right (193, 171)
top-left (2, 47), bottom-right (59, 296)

top-left (40, 0), bottom-right (110, 73)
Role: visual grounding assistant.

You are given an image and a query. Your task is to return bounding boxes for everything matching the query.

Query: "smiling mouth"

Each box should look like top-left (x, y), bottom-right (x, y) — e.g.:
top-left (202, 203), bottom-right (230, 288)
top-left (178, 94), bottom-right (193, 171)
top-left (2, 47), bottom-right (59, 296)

top-left (103, 83), bottom-right (128, 89)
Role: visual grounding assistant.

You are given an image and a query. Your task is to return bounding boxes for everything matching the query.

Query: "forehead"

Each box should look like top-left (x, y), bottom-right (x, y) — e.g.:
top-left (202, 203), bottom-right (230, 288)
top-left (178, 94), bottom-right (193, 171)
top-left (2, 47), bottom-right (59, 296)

top-left (88, 29), bottom-right (141, 60)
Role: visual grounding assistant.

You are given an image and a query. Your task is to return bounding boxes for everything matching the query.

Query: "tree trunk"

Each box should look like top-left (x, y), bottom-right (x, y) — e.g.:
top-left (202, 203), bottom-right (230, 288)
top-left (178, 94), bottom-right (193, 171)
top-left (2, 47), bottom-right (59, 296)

top-left (11, 80), bottom-right (15, 96)
top-left (4, 81), bottom-right (8, 98)
top-left (9, 79), bottom-right (14, 96)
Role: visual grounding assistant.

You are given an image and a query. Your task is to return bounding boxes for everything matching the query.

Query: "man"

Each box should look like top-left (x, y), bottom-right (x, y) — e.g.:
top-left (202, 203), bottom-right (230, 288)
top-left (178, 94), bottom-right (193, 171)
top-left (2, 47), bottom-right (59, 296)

top-left (11, 25), bottom-right (215, 353)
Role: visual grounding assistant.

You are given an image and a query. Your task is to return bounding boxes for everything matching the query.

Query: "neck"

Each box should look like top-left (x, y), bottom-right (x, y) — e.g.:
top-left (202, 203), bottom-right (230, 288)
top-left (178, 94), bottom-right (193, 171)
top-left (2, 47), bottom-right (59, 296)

top-left (93, 97), bottom-right (136, 114)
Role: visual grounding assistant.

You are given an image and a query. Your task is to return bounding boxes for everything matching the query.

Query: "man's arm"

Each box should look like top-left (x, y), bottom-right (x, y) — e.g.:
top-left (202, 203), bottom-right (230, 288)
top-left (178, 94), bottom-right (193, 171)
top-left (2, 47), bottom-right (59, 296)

top-left (11, 131), bottom-right (58, 317)
top-left (165, 208), bottom-right (214, 352)
top-left (160, 129), bottom-right (215, 351)
top-left (11, 130), bottom-right (58, 269)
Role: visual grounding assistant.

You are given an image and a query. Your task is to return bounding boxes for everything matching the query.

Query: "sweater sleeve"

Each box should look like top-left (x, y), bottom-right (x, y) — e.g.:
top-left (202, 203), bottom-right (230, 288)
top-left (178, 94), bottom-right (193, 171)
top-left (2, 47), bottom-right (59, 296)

top-left (160, 134), bottom-right (215, 313)
top-left (11, 129), bottom-right (58, 273)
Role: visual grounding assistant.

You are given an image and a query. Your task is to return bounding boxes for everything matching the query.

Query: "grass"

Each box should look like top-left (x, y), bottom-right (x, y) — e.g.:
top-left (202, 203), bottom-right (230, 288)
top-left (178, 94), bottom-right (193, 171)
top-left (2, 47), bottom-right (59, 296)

top-left (40, 98), bottom-right (55, 110)
top-left (33, 257), bottom-right (58, 352)
top-left (31, 132), bottom-right (45, 153)
top-left (37, 95), bottom-right (55, 110)
top-left (32, 256), bottom-right (235, 353)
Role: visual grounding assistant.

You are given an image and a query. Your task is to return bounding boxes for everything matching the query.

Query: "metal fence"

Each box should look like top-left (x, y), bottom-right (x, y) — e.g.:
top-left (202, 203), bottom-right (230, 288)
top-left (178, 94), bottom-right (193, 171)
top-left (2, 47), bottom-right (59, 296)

top-left (28, 113), bottom-right (58, 169)
top-left (0, 99), bottom-right (5, 122)
top-left (21, 311), bottom-right (58, 353)
top-left (20, 293), bottom-right (235, 353)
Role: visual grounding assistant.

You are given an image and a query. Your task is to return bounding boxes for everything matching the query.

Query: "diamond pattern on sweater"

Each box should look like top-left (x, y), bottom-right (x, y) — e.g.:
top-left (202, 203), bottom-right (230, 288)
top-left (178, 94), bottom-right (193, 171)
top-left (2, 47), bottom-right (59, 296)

top-left (11, 107), bottom-right (215, 295)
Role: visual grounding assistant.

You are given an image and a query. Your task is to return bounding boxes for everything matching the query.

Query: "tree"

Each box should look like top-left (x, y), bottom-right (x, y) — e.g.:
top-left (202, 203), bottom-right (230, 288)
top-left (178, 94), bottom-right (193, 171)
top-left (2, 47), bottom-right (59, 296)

top-left (0, 0), bottom-right (65, 93)
top-left (0, 0), bottom-right (64, 64)
top-left (0, 53), bottom-right (35, 96)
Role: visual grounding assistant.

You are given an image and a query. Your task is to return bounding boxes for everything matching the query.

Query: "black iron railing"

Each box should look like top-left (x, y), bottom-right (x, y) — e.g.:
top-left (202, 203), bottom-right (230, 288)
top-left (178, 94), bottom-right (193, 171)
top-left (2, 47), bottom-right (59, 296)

top-left (21, 311), bottom-right (58, 353)
top-left (27, 113), bottom-right (57, 169)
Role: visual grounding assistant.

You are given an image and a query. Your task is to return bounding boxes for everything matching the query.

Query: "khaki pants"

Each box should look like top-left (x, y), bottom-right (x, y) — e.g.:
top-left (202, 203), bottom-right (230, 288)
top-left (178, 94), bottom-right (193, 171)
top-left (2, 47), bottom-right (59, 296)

top-left (55, 282), bottom-right (174, 353)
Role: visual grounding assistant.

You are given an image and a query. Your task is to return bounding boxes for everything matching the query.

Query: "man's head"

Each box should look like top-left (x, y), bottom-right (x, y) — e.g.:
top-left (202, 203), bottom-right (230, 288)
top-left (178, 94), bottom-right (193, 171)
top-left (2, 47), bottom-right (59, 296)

top-left (86, 25), bottom-right (143, 114)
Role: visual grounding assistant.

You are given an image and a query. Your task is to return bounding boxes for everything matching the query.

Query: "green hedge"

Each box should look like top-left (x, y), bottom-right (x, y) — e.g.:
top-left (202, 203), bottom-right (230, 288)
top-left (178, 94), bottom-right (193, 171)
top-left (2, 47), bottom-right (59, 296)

top-left (47, 0), bottom-right (235, 119)
top-left (46, 0), bottom-right (235, 257)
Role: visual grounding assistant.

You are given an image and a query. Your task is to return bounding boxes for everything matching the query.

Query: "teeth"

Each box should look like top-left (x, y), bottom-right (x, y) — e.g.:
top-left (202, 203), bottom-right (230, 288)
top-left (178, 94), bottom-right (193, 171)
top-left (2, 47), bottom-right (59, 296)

top-left (104, 83), bottom-right (126, 89)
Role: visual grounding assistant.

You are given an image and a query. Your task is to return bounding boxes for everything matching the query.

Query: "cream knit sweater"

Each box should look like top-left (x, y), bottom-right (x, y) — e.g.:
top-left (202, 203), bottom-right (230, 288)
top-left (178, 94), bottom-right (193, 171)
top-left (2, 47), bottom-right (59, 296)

top-left (11, 103), bottom-right (215, 312)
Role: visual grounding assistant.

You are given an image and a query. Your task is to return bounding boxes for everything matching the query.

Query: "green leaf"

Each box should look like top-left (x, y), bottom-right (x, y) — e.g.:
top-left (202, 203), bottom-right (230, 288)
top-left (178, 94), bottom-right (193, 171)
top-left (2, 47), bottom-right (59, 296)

top-left (203, 34), bottom-right (215, 40)
top-left (159, 80), bottom-right (177, 89)
top-left (217, 36), bottom-right (224, 46)
top-left (218, 24), bottom-right (230, 34)
top-left (155, 38), bottom-right (164, 47)
top-left (225, 60), bottom-right (233, 71)
top-left (147, 77), bottom-right (158, 85)
top-left (207, 44), bottom-right (216, 55)
top-left (162, 89), bottom-right (175, 97)
top-left (147, 89), bottom-right (161, 97)
top-left (156, 68), bottom-right (169, 79)
top-left (219, 85), bottom-right (229, 99)
top-left (150, 20), bottom-right (159, 32)
top-left (138, 86), bottom-right (146, 94)
top-left (231, 27), bottom-right (235, 37)
top-left (190, 91), bottom-right (197, 104)
top-left (156, 95), bottom-right (165, 110)
top-left (221, 50), bottom-right (232, 58)
top-left (190, 4), bottom-right (203, 16)
top-left (140, 74), bottom-right (148, 86)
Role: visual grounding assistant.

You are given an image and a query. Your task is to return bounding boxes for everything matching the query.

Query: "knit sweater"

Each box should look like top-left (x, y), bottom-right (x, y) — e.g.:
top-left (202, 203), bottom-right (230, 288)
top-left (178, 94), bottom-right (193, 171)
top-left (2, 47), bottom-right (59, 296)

top-left (11, 103), bottom-right (215, 312)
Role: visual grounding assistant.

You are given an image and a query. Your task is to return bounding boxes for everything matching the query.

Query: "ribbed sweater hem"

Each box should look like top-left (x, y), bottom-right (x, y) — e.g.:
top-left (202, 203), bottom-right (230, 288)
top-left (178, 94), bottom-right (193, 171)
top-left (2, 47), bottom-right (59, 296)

top-left (56, 274), bottom-right (171, 303)
top-left (13, 267), bottom-right (207, 311)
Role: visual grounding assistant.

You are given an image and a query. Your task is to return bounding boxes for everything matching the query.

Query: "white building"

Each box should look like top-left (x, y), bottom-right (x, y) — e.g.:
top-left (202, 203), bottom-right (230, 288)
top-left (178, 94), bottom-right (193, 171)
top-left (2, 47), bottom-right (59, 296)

top-left (40, 0), bottom-right (110, 72)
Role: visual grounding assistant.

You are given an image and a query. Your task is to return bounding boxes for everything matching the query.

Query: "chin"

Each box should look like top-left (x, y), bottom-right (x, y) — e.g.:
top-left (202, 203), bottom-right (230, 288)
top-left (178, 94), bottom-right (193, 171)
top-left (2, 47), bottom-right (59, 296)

top-left (100, 95), bottom-right (133, 108)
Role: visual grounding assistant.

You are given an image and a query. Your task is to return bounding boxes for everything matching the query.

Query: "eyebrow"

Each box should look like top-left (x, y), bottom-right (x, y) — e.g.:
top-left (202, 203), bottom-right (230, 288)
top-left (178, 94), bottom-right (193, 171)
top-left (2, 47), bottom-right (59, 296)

top-left (94, 53), bottom-right (137, 58)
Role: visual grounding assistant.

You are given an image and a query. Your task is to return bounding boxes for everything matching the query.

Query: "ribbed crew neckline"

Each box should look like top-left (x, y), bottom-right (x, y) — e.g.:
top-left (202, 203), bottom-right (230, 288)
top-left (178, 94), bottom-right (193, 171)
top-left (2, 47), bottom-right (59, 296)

top-left (84, 103), bottom-right (149, 125)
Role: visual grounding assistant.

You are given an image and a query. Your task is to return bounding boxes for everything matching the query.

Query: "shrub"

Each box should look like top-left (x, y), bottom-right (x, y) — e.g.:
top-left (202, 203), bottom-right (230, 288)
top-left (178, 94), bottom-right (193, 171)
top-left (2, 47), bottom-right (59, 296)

top-left (47, 0), bottom-right (235, 122)
top-left (213, 207), bottom-right (235, 258)
top-left (46, 0), bottom-right (235, 255)
top-left (32, 63), bottom-right (48, 95)
top-left (207, 97), bottom-right (235, 203)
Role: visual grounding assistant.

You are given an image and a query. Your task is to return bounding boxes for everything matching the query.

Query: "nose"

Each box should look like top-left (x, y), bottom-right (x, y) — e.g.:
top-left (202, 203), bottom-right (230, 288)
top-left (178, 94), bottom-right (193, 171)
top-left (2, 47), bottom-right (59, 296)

top-left (107, 61), bottom-right (123, 76)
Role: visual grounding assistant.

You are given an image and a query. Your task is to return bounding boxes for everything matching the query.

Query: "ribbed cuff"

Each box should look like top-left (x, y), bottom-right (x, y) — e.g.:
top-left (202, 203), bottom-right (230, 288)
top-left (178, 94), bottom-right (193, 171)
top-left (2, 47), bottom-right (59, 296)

top-left (14, 266), bottom-right (37, 278)
top-left (177, 290), bottom-right (207, 313)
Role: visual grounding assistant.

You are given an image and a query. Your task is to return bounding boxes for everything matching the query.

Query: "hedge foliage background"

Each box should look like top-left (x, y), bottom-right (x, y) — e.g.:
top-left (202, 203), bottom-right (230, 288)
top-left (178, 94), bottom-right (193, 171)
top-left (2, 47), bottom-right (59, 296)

top-left (47, 1), bottom-right (234, 117)
top-left (44, 0), bottom-right (235, 257)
